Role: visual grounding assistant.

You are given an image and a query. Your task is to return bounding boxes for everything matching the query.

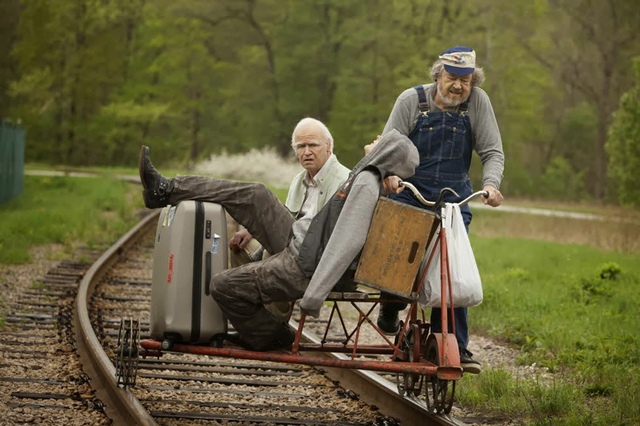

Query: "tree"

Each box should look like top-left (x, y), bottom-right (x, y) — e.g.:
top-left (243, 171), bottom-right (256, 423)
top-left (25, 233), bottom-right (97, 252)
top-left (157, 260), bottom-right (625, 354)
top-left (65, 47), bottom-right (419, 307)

top-left (518, 0), bottom-right (640, 199)
top-left (177, 0), bottom-right (293, 155)
top-left (11, 0), bottom-right (146, 165)
top-left (606, 57), bottom-right (640, 207)
top-left (6, 0), bottom-right (640, 205)
top-left (0, 0), bottom-right (21, 119)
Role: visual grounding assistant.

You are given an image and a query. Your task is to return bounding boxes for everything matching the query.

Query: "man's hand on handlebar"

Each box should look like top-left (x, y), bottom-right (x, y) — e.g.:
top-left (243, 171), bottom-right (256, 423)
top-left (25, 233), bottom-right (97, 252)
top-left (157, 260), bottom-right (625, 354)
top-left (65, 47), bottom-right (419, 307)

top-left (383, 175), bottom-right (404, 194)
top-left (482, 184), bottom-right (503, 207)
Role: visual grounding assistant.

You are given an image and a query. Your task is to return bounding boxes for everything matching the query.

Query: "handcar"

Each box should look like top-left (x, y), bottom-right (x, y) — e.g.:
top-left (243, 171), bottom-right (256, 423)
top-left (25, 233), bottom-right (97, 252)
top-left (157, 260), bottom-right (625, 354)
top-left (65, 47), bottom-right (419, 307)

top-left (120, 185), bottom-right (487, 415)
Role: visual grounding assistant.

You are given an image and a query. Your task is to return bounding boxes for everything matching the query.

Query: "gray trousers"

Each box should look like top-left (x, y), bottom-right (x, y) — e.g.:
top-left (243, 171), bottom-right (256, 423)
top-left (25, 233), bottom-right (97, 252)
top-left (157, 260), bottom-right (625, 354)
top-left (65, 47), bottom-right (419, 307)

top-left (169, 175), bottom-right (308, 350)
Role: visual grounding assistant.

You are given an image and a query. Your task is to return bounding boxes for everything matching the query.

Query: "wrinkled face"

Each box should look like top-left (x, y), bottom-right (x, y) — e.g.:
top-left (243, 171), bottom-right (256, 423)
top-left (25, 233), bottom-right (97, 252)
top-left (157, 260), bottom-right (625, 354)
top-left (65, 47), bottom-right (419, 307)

top-left (435, 70), bottom-right (472, 109)
top-left (293, 124), bottom-right (332, 177)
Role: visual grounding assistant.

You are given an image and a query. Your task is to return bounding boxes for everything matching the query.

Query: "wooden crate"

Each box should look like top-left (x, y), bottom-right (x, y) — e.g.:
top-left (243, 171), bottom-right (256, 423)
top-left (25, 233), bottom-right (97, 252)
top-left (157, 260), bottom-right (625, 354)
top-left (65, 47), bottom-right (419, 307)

top-left (355, 197), bottom-right (438, 299)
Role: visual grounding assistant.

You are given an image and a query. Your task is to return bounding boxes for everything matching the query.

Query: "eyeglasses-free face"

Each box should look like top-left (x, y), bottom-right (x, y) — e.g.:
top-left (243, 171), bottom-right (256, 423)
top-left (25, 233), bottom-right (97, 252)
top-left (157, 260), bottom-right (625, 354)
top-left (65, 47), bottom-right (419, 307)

top-left (293, 133), bottom-right (331, 177)
top-left (294, 142), bottom-right (324, 152)
top-left (435, 70), bottom-right (472, 109)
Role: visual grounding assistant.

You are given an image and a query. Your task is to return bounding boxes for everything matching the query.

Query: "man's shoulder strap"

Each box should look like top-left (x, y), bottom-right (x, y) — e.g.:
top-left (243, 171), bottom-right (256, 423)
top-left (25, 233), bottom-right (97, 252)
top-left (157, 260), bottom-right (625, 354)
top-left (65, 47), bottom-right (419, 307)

top-left (413, 85), bottom-right (429, 114)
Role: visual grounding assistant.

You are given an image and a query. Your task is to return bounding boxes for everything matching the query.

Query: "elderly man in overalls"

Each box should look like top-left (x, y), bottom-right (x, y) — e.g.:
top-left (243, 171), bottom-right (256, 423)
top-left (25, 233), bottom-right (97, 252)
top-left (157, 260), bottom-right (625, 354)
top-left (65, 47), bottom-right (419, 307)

top-left (377, 46), bottom-right (505, 374)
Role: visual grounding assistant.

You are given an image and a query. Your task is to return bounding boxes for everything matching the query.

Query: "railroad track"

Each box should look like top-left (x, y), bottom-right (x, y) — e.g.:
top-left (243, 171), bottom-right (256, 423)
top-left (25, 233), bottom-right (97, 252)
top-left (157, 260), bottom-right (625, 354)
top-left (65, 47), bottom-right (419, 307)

top-left (0, 251), bottom-right (111, 425)
top-left (2, 210), bottom-right (467, 425)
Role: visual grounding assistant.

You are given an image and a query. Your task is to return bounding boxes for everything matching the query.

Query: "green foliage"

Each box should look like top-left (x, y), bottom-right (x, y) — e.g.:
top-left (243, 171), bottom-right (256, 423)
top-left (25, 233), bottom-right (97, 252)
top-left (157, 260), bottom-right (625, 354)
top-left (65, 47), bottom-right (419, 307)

top-left (4, 0), bottom-right (640, 202)
top-left (10, 0), bottom-right (147, 164)
top-left (598, 262), bottom-right (621, 280)
top-left (538, 156), bottom-right (588, 201)
top-left (606, 57), bottom-right (640, 207)
top-left (556, 103), bottom-right (599, 188)
top-left (581, 274), bottom-right (613, 295)
top-left (0, 0), bottom-right (20, 118)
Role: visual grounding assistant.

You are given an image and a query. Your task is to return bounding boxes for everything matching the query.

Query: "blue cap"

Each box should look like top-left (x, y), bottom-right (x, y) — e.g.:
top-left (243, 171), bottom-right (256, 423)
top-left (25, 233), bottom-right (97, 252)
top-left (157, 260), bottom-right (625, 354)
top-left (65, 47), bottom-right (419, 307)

top-left (439, 46), bottom-right (476, 76)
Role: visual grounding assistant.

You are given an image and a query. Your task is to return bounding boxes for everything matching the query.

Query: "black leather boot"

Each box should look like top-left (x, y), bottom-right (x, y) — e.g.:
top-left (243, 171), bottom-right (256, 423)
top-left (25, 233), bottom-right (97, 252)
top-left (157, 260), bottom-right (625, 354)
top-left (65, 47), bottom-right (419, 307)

top-left (271, 323), bottom-right (295, 350)
top-left (376, 306), bottom-right (400, 335)
top-left (376, 297), bottom-right (407, 335)
top-left (223, 332), bottom-right (255, 350)
top-left (224, 324), bottom-right (294, 352)
top-left (138, 145), bottom-right (173, 209)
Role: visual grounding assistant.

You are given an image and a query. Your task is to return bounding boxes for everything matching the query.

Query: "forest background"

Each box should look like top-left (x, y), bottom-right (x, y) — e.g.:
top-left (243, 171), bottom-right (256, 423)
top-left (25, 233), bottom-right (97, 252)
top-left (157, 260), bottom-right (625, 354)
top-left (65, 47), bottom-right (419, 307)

top-left (2, 0), bottom-right (640, 206)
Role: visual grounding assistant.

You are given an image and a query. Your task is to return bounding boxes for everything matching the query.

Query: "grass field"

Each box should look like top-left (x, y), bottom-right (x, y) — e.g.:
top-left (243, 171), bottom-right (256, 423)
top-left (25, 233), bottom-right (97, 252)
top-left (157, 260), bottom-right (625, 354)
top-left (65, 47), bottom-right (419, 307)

top-left (0, 175), bottom-right (143, 264)
top-left (1, 171), bottom-right (639, 425)
top-left (462, 232), bottom-right (640, 424)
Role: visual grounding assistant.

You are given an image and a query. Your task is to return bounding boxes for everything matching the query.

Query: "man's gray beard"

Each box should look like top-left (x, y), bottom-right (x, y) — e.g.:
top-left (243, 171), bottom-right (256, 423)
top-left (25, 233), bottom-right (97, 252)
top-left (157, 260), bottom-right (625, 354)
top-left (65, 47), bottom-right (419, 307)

top-left (437, 85), bottom-right (463, 108)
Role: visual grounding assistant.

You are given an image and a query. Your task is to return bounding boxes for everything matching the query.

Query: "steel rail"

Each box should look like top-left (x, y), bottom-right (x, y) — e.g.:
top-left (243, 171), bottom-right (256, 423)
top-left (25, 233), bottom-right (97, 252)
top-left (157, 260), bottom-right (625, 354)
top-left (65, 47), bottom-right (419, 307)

top-left (74, 210), bottom-right (160, 426)
top-left (290, 318), bottom-right (464, 426)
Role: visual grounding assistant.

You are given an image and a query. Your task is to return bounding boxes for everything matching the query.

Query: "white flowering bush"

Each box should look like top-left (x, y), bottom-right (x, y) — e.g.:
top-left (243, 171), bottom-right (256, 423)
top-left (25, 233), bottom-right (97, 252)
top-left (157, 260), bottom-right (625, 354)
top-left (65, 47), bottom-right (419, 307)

top-left (194, 147), bottom-right (302, 188)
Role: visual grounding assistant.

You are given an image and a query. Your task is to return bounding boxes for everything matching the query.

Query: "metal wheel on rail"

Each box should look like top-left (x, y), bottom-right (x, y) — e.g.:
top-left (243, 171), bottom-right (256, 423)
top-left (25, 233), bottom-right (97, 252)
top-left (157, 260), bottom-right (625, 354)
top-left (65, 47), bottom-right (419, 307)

top-left (115, 318), bottom-right (140, 388)
top-left (424, 334), bottom-right (456, 414)
top-left (161, 339), bottom-right (173, 350)
top-left (395, 323), bottom-right (424, 397)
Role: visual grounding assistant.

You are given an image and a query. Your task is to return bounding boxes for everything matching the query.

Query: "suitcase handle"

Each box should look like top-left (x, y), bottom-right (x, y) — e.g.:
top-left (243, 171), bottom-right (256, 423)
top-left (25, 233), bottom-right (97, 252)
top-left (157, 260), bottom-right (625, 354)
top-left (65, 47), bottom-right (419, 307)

top-left (205, 251), bottom-right (212, 296)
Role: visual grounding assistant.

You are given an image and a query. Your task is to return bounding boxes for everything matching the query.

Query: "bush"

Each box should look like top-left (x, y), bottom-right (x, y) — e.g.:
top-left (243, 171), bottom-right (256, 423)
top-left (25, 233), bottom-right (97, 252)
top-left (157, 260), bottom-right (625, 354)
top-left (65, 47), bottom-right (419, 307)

top-left (538, 156), bottom-right (588, 201)
top-left (606, 57), bottom-right (640, 207)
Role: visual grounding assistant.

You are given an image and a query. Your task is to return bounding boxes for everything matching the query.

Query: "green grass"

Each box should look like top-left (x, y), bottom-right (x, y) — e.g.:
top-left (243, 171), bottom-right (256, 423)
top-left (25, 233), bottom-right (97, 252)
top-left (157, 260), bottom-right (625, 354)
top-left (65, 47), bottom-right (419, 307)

top-left (0, 175), bottom-right (144, 264)
top-left (459, 234), bottom-right (640, 425)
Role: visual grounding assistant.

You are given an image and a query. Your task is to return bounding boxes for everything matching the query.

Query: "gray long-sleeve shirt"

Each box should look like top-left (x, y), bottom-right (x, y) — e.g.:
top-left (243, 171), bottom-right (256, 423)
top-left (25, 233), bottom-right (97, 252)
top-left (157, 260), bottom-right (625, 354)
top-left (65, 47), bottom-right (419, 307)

top-left (382, 84), bottom-right (505, 189)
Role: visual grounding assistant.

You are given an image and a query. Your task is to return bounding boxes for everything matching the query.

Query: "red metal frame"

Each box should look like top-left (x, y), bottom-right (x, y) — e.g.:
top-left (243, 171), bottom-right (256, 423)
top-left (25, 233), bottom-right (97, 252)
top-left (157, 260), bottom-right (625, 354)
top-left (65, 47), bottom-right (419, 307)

top-left (140, 214), bottom-right (462, 382)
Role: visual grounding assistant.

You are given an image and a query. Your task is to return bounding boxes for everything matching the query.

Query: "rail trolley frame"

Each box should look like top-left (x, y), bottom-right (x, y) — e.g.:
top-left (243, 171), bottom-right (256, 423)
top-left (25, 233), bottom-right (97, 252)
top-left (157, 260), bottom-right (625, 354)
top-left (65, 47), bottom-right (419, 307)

top-left (135, 186), bottom-right (488, 414)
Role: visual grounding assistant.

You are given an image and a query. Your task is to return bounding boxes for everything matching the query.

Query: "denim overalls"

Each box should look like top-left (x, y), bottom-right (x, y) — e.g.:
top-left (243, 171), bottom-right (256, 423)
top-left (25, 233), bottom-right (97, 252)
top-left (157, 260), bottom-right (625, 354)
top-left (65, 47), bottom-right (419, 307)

top-left (391, 85), bottom-right (474, 225)
top-left (390, 85), bottom-right (474, 349)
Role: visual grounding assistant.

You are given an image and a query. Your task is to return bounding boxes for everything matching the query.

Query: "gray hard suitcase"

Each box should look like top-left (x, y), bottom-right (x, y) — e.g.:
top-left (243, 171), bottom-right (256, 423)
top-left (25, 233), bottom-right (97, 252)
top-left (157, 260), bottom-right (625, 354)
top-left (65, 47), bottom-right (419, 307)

top-left (150, 201), bottom-right (228, 347)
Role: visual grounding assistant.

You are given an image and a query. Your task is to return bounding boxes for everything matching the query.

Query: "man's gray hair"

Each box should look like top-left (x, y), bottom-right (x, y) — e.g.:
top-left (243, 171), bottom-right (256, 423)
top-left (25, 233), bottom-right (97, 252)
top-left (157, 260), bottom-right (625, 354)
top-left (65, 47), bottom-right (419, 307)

top-left (291, 117), bottom-right (334, 152)
top-left (429, 60), bottom-right (485, 87)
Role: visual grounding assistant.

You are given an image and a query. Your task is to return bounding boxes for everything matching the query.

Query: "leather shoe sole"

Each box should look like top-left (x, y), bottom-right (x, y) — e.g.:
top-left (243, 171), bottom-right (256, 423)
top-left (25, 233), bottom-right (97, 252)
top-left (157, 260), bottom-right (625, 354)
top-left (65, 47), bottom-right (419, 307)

top-left (138, 146), bottom-right (151, 189)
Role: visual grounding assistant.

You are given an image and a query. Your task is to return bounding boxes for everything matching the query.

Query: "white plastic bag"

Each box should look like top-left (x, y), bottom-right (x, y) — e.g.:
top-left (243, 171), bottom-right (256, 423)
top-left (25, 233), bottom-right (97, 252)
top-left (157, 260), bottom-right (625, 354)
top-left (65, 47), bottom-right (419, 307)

top-left (418, 203), bottom-right (483, 307)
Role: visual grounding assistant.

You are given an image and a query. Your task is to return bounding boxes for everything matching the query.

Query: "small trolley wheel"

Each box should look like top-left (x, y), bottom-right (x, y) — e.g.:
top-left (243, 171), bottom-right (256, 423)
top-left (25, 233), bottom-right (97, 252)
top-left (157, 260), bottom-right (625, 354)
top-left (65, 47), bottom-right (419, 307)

top-left (161, 339), bottom-right (173, 351)
top-left (424, 335), bottom-right (456, 414)
top-left (395, 323), bottom-right (424, 397)
top-left (115, 318), bottom-right (140, 388)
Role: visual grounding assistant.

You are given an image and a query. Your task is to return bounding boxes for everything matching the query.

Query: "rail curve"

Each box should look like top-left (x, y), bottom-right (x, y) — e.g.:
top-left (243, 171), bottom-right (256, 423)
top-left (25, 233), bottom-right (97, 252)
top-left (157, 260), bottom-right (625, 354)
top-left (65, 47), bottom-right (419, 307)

top-left (72, 210), bottom-right (464, 426)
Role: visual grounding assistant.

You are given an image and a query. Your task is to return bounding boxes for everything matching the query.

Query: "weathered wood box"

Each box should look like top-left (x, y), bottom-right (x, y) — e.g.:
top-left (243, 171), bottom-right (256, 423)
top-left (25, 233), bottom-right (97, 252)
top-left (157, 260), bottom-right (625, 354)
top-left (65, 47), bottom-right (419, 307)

top-left (355, 197), bottom-right (438, 299)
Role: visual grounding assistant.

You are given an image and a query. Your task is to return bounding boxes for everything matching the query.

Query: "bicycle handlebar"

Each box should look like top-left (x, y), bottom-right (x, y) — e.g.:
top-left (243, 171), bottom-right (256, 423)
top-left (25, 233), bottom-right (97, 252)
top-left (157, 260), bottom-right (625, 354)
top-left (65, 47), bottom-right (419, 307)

top-left (458, 190), bottom-right (491, 206)
top-left (398, 181), bottom-right (489, 207)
